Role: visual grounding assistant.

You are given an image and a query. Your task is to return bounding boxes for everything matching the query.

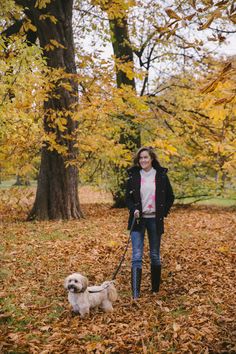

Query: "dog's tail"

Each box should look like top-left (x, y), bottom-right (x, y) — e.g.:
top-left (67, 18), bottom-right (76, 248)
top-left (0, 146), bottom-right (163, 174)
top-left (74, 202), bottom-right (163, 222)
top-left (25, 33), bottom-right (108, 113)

top-left (102, 281), bottom-right (118, 302)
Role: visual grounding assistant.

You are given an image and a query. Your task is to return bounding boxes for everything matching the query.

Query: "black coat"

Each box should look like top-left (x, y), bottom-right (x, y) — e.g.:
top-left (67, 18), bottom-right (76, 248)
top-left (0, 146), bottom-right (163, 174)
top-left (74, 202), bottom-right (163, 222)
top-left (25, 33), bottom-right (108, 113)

top-left (125, 161), bottom-right (175, 235)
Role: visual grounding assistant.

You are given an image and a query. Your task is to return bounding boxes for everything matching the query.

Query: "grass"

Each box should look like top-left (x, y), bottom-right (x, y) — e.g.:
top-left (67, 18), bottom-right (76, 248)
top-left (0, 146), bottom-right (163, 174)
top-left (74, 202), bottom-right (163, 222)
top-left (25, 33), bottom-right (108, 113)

top-left (171, 305), bottom-right (189, 318)
top-left (175, 196), bottom-right (236, 207)
top-left (196, 197), bottom-right (236, 207)
top-left (46, 305), bottom-right (65, 321)
top-left (1, 179), bottom-right (236, 207)
top-left (0, 179), bottom-right (37, 189)
top-left (0, 297), bottom-right (33, 331)
top-left (83, 334), bottom-right (103, 342)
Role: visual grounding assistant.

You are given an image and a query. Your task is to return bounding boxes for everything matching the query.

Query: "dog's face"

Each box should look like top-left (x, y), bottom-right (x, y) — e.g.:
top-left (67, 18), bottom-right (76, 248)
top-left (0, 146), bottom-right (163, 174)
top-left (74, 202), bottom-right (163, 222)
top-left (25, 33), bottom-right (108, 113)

top-left (64, 273), bottom-right (89, 293)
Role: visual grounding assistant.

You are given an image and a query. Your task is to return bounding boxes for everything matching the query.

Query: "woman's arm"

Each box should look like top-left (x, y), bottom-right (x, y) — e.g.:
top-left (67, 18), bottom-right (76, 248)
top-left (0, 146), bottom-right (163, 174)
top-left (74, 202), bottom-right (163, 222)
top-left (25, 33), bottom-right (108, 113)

top-left (125, 174), bottom-right (136, 213)
top-left (164, 175), bottom-right (175, 217)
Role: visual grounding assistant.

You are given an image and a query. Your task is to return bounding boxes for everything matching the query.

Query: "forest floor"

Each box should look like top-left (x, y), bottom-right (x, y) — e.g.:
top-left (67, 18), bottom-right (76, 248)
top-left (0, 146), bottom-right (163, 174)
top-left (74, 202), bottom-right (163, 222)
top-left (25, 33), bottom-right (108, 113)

top-left (0, 187), bottom-right (235, 353)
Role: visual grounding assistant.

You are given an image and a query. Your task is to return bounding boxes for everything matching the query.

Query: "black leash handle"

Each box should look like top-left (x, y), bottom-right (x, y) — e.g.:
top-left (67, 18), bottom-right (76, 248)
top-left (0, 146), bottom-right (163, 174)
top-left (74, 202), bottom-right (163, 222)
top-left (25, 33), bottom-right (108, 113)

top-left (111, 216), bottom-right (137, 281)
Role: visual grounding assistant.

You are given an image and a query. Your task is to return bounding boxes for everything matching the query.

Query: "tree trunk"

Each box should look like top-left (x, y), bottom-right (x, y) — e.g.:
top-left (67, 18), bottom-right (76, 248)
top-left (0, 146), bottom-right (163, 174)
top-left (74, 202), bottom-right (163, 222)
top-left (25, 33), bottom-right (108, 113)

top-left (108, 15), bottom-right (141, 207)
top-left (19, 0), bottom-right (83, 220)
top-left (13, 175), bottom-right (30, 186)
top-left (109, 17), bottom-right (136, 89)
top-left (13, 175), bottom-right (23, 186)
top-left (109, 16), bottom-right (141, 149)
top-left (29, 149), bottom-right (81, 219)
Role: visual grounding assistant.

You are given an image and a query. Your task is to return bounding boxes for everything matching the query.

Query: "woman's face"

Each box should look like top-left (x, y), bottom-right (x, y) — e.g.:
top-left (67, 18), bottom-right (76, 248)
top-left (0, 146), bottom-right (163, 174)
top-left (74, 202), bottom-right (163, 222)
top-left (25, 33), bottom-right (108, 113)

top-left (139, 150), bottom-right (152, 171)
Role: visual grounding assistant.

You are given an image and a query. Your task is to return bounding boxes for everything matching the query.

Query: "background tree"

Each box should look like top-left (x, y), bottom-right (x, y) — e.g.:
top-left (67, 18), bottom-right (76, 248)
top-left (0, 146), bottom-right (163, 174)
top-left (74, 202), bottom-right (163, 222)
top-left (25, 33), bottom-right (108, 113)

top-left (3, 0), bottom-right (83, 220)
top-left (142, 57), bottom-right (236, 200)
top-left (72, 0), bottom-right (236, 199)
top-left (0, 36), bottom-right (45, 184)
top-left (91, 0), bottom-right (141, 206)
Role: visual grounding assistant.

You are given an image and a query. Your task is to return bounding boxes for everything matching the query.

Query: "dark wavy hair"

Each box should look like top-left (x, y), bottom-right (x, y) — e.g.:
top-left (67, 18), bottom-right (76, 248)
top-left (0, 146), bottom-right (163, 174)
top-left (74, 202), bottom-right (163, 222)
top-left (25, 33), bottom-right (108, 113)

top-left (133, 146), bottom-right (160, 168)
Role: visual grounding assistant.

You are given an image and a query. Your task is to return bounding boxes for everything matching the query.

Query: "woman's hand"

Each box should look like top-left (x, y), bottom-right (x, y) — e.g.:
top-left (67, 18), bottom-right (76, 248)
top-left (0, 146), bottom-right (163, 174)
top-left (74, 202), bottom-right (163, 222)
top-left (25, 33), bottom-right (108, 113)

top-left (134, 209), bottom-right (140, 219)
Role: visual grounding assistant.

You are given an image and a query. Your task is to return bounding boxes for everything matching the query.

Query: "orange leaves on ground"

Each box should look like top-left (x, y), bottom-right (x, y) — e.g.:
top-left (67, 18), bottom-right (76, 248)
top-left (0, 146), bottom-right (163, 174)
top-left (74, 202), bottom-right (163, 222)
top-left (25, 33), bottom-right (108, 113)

top-left (0, 189), bottom-right (235, 353)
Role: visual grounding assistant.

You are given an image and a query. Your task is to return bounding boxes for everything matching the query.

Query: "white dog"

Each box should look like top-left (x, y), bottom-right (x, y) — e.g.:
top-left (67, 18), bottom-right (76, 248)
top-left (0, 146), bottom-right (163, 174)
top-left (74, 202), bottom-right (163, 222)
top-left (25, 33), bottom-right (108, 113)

top-left (64, 273), bottom-right (118, 317)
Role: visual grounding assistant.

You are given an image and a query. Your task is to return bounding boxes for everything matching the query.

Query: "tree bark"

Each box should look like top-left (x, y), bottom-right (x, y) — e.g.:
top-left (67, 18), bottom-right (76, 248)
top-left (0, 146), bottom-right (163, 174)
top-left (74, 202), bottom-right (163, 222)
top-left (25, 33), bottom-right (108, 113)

top-left (109, 17), bottom-right (136, 89)
top-left (13, 0), bottom-right (83, 220)
top-left (109, 17), bottom-right (141, 149)
top-left (108, 14), bottom-right (141, 207)
top-left (29, 149), bottom-right (81, 219)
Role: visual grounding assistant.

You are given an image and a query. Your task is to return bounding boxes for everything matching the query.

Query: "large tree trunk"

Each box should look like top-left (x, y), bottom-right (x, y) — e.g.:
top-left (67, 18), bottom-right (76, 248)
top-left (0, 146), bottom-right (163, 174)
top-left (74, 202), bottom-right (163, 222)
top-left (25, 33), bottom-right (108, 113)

top-left (29, 150), bottom-right (81, 219)
top-left (19, 0), bottom-right (83, 220)
top-left (108, 13), bottom-right (141, 207)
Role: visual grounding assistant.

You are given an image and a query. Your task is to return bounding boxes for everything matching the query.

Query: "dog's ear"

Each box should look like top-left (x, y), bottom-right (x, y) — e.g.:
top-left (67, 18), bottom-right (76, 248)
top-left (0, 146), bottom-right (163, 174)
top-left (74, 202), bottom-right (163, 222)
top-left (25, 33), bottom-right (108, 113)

top-left (81, 275), bottom-right (89, 291)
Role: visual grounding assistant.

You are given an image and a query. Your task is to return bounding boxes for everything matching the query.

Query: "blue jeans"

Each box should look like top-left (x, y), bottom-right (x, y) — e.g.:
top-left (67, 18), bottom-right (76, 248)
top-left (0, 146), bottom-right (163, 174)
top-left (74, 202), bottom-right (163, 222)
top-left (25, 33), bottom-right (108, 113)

top-left (131, 218), bottom-right (161, 268)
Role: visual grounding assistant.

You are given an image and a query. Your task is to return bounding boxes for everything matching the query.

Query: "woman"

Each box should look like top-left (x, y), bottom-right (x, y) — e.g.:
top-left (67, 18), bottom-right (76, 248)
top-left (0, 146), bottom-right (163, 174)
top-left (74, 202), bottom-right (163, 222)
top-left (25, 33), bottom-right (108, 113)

top-left (126, 146), bottom-right (175, 299)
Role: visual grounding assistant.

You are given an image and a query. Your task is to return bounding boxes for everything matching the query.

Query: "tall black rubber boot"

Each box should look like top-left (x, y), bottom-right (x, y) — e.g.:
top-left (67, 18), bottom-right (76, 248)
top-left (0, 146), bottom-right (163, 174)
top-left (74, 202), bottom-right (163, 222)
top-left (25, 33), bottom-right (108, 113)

top-left (151, 265), bottom-right (161, 293)
top-left (131, 267), bottom-right (142, 299)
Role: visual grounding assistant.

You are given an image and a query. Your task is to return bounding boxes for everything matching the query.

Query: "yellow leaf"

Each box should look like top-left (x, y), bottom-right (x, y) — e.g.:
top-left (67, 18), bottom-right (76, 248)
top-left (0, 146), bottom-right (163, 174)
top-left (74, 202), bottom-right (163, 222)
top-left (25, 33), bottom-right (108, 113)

top-left (221, 61), bottom-right (232, 75)
top-left (50, 39), bottom-right (65, 49)
top-left (35, 0), bottom-right (51, 9)
top-left (165, 8), bottom-right (182, 20)
top-left (215, 0), bottom-right (229, 8)
top-left (107, 240), bottom-right (119, 247)
top-left (28, 22), bottom-right (37, 32)
top-left (201, 79), bottom-right (220, 94)
top-left (184, 13), bottom-right (196, 21)
top-left (217, 246), bottom-right (229, 253)
top-left (214, 95), bottom-right (235, 105)
top-left (39, 14), bottom-right (58, 23)
top-left (155, 26), bottom-right (169, 33)
top-left (230, 14), bottom-right (236, 24)
top-left (190, 0), bottom-right (196, 9)
top-left (44, 43), bottom-right (54, 51)
top-left (21, 20), bottom-right (37, 33)
top-left (198, 10), bottom-right (221, 30)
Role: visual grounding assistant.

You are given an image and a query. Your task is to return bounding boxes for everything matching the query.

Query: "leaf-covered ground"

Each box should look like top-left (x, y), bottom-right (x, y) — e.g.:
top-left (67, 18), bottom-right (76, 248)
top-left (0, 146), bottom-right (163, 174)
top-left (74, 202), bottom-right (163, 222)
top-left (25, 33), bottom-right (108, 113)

top-left (0, 188), bottom-right (235, 353)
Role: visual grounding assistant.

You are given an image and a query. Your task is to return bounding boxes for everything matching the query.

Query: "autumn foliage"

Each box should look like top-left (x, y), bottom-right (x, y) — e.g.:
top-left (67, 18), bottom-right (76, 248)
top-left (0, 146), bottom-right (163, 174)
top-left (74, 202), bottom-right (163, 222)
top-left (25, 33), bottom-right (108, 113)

top-left (1, 0), bottom-right (236, 202)
top-left (0, 188), bottom-right (235, 353)
top-left (0, 0), bottom-right (236, 351)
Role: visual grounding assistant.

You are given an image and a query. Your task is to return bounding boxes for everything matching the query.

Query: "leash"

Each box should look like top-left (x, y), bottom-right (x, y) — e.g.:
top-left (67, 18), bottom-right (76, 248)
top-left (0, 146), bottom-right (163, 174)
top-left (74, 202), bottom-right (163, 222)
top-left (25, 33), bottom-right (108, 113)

top-left (87, 283), bottom-right (110, 293)
top-left (87, 216), bottom-right (137, 293)
top-left (111, 216), bottom-right (136, 281)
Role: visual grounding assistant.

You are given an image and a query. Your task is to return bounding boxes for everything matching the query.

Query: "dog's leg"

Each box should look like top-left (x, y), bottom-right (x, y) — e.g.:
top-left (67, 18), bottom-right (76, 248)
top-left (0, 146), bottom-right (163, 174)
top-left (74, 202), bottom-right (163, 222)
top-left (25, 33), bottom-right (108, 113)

top-left (101, 300), bottom-right (113, 312)
top-left (72, 304), bottom-right (80, 315)
top-left (79, 306), bottom-right (90, 318)
top-left (68, 293), bottom-right (81, 315)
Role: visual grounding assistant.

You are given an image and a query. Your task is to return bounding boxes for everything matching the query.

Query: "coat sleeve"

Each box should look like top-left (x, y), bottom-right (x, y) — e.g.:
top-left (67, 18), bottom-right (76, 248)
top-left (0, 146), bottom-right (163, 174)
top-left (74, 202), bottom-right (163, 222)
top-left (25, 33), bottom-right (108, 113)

top-left (164, 175), bottom-right (175, 217)
top-left (125, 174), bottom-right (136, 214)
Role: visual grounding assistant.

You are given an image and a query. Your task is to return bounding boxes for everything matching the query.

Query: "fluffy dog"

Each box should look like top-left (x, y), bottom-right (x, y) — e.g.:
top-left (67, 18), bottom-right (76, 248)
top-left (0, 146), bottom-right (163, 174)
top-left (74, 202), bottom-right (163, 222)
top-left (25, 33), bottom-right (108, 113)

top-left (64, 273), bottom-right (118, 317)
